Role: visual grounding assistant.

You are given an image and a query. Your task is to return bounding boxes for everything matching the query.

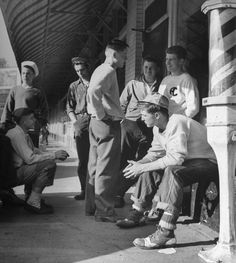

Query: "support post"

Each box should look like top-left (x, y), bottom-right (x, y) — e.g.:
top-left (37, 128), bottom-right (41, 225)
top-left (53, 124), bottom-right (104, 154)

top-left (198, 1), bottom-right (236, 262)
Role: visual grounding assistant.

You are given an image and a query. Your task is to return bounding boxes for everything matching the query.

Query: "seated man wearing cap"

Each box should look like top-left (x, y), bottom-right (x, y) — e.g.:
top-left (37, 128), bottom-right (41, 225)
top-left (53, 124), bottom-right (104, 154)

top-left (6, 108), bottom-right (69, 214)
top-left (66, 56), bottom-right (91, 201)
top-left (1, 61), bottom-right (48, 147)
top-left (116, 93), bottom-right (218, 249)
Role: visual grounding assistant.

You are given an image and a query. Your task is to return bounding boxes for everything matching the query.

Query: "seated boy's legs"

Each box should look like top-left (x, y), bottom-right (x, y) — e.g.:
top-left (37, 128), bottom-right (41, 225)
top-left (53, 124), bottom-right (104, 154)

top-left (116, 170), bottom-right (163, 228)
top-left (17, 159), bottom-right (56, 213)
top-left (116, 119), bottom-right (152, 207)
top-left (133, 159), bottom-right (218, 249)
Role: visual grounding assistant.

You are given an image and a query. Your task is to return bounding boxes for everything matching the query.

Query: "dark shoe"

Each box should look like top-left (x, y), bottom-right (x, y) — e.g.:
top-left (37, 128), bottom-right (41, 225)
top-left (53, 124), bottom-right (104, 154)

top-left (144, 208), bottom-right (163, 223)
top-left (133, 226), bottom-right (176, 249)
top-left (0, 189), bottom-right (25, 207)
top-left (24, 201), bottom-right (54, 214)
top-left (116, 209), bottom-right (146, 228)
top-left (114, 196), bottom-right (125, 208)
top-left (86, 211), bottom-right (95, 216)
top-left (74, 191), bottom-right (85, 200)
top-left (95, 212), bottom-right (119, 223)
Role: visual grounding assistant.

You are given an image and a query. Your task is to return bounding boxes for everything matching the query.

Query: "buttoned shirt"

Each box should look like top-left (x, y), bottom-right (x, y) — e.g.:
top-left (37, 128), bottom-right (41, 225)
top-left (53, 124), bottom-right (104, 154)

top-left (66, 79), bottom-right (88, 115)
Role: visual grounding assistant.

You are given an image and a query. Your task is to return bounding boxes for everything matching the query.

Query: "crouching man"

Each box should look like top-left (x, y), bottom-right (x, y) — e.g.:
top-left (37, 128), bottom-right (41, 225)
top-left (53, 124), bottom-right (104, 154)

top-left (6, 108), bottom-right (69, 214)
top-left (116, 93), bottom-right (218, 249)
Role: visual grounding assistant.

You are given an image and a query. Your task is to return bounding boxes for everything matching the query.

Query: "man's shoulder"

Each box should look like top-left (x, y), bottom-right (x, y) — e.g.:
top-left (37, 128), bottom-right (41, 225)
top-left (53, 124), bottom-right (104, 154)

top-left (94, 63), bottom-right (114, 75)
top-left (181, 72), bottom-right (196, 82)
top-left (6, 126), bottom-right (21, 139)
top-left (168, 114), bottom-right (189, 128)
top-left (90, 64), bottom-right (115, 84)
top-left (69, 79), bottom-right (81, 88)
top-left (169, 114), bottom-right (204, 129)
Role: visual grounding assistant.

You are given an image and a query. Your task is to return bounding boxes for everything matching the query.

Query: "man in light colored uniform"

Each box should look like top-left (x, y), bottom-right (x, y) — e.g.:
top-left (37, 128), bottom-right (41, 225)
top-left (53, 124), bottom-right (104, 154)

top-left (86, 39), bottom-right (129, 222)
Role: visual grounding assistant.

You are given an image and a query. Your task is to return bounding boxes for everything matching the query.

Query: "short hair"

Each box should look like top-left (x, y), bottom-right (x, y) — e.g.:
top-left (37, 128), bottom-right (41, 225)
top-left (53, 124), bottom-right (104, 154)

top-left (106, 39), bottom-right (129, 52)
top-left (142, 55), bottom-right (160, 67)
top-left (166, 45), bottom-right (187, 60)
top-left (71, 56), bottom-right (89, 68)
top-left (12, 108), bottom-right (34, 124)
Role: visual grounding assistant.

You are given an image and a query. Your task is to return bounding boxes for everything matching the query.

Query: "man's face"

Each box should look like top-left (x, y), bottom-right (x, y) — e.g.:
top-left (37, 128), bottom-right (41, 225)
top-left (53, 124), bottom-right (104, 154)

top-left (115, 49), bottom-right (127, 68)
top-left (165, 53), bottom-right (184, 73)
top-left (141, 109), bottom-right (158, 128)
top-left (21, 67), bottom-right (35, 86)
top-left (22, 113), bottom-right (36, 130)
top-left (143, 61), bottom-right (158, 82)
top-left (74, 63), bottom-right (90, 80)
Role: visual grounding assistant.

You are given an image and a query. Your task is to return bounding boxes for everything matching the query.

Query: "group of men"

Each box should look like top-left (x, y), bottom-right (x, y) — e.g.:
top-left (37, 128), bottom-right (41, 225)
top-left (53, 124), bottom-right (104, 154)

top-left (1, 39), bottom-right (218, 250)
top-left (66, 39), bottom-right (218, 249)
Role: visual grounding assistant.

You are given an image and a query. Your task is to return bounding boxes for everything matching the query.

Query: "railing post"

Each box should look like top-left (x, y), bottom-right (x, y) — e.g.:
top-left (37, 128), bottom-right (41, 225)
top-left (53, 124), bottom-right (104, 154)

top-left (198, 1), bottom-right (236, 262)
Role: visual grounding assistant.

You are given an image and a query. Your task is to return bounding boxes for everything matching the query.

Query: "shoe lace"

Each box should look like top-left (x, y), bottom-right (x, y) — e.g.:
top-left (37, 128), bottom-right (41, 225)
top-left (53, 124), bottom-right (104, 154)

top-left (148, 225), bottom-right (162, 241)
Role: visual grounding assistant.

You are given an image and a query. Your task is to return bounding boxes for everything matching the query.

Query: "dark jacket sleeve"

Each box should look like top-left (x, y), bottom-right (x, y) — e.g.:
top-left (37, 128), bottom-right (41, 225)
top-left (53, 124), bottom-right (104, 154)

top-left (66, 84), bottom-right (76, 115)
top-left (37, 90), bottom-right (49, 126)
top-left (0, 87), bottom-right (16, 124)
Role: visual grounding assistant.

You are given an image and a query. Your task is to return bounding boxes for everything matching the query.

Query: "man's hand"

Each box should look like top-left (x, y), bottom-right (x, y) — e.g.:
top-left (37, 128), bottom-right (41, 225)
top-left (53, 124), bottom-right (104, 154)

top-left (123, 160), bottom-right (145, 179)
top-left (55, 150), bottom-right (69, 161)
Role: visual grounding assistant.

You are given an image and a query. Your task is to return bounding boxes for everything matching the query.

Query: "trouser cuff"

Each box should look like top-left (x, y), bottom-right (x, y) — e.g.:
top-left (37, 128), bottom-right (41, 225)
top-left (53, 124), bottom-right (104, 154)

top-left (131, 195), bottom-right (145, 211)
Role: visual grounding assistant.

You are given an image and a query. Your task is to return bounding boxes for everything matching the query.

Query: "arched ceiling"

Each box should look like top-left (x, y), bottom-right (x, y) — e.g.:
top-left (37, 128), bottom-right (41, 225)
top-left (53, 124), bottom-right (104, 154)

top-left (0, 0), bottom-right (127, 108)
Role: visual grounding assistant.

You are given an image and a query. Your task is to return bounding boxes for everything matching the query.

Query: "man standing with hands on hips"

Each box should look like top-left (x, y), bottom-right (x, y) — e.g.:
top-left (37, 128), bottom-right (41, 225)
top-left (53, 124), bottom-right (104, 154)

top-left (86, 39), bottom-right (129, 222)
top-left (66, 56), bottom-right (91, 200)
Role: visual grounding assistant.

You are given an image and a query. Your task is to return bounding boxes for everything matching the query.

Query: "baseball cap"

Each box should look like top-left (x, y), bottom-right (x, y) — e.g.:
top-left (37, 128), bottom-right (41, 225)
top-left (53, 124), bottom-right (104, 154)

top-left (21, 61), bottom-right (39, 77)
top-left (13, 108), bottom-right (34, 123)
top-left (71, 56), bottom-right (89, 65)
top-left (138, 93), bottom-right (169, 110)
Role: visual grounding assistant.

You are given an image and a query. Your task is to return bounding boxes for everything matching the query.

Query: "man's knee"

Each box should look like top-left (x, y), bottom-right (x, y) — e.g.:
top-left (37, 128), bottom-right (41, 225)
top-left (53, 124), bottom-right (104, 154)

top-left (163, 166), bottom-right (185, 187)
top-left (36, 160), bottom-right (56, 175)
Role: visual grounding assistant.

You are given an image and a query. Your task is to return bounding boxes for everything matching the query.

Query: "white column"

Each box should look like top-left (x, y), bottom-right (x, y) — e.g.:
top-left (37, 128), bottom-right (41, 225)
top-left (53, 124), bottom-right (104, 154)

top-left (198, 1), bottom-right (236, 262)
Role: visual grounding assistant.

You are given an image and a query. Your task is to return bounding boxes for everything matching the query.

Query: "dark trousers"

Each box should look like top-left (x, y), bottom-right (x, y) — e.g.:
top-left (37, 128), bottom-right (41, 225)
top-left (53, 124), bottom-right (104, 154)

top-left (73, 115), bottom-right (90, 192)
top-left (117, 118), bottom-right (153, 197)
top-left (85, 118), bottom-right (121, 217)
top-left (75, 130), bottom-right (89, 191)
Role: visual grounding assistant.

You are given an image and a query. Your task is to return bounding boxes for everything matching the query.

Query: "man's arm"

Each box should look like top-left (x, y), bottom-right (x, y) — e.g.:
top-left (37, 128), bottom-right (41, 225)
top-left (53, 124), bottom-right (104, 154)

top-left (184, 76), bottom-right (199, 118)
top-left (38, 90), bottom-right (49, 126)
top-left (120, 81), bottom-right (132, 114)
top-left (8, 130), bottom-right (56, 165)
top-left (123, 119), bottom-right (189, 178)
top-left (87, 71), bottom-right (109, 120)
top-left (66, 85), bottom-right (77, 123)
top-left (1, 87), bottom-right (15, 124)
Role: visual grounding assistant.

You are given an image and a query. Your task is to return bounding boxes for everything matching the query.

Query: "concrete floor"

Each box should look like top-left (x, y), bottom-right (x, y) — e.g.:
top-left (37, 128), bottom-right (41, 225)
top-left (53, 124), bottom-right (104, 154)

top-left (0, 140), bottom-right (219, 263)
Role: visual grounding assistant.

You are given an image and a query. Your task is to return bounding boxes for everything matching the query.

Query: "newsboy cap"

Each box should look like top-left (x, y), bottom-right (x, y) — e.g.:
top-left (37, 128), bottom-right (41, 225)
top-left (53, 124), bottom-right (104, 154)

top-left (138, 93), bottom-right (169, 110)
top-left (21, 61), bottom-right (39, 77)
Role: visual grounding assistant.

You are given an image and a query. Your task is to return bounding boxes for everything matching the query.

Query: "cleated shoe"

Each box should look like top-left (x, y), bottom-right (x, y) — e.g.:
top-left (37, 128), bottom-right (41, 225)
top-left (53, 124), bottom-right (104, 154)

top-left (116, 209), bottom-right (146, 228)
top-left (133, 226), bottom-right (176, 249)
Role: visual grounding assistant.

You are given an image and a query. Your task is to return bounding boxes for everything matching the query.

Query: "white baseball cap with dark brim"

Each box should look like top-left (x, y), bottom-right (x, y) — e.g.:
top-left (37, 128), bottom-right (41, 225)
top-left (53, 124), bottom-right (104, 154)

top-left (21, 61), bottom-right (39, 77)
top-left (138, 93), bottom-right (169, 110)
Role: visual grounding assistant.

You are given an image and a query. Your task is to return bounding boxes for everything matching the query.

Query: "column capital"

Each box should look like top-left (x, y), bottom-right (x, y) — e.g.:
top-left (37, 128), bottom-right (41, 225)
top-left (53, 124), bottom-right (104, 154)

top-left (201, 0), bottom-right (236, 14)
